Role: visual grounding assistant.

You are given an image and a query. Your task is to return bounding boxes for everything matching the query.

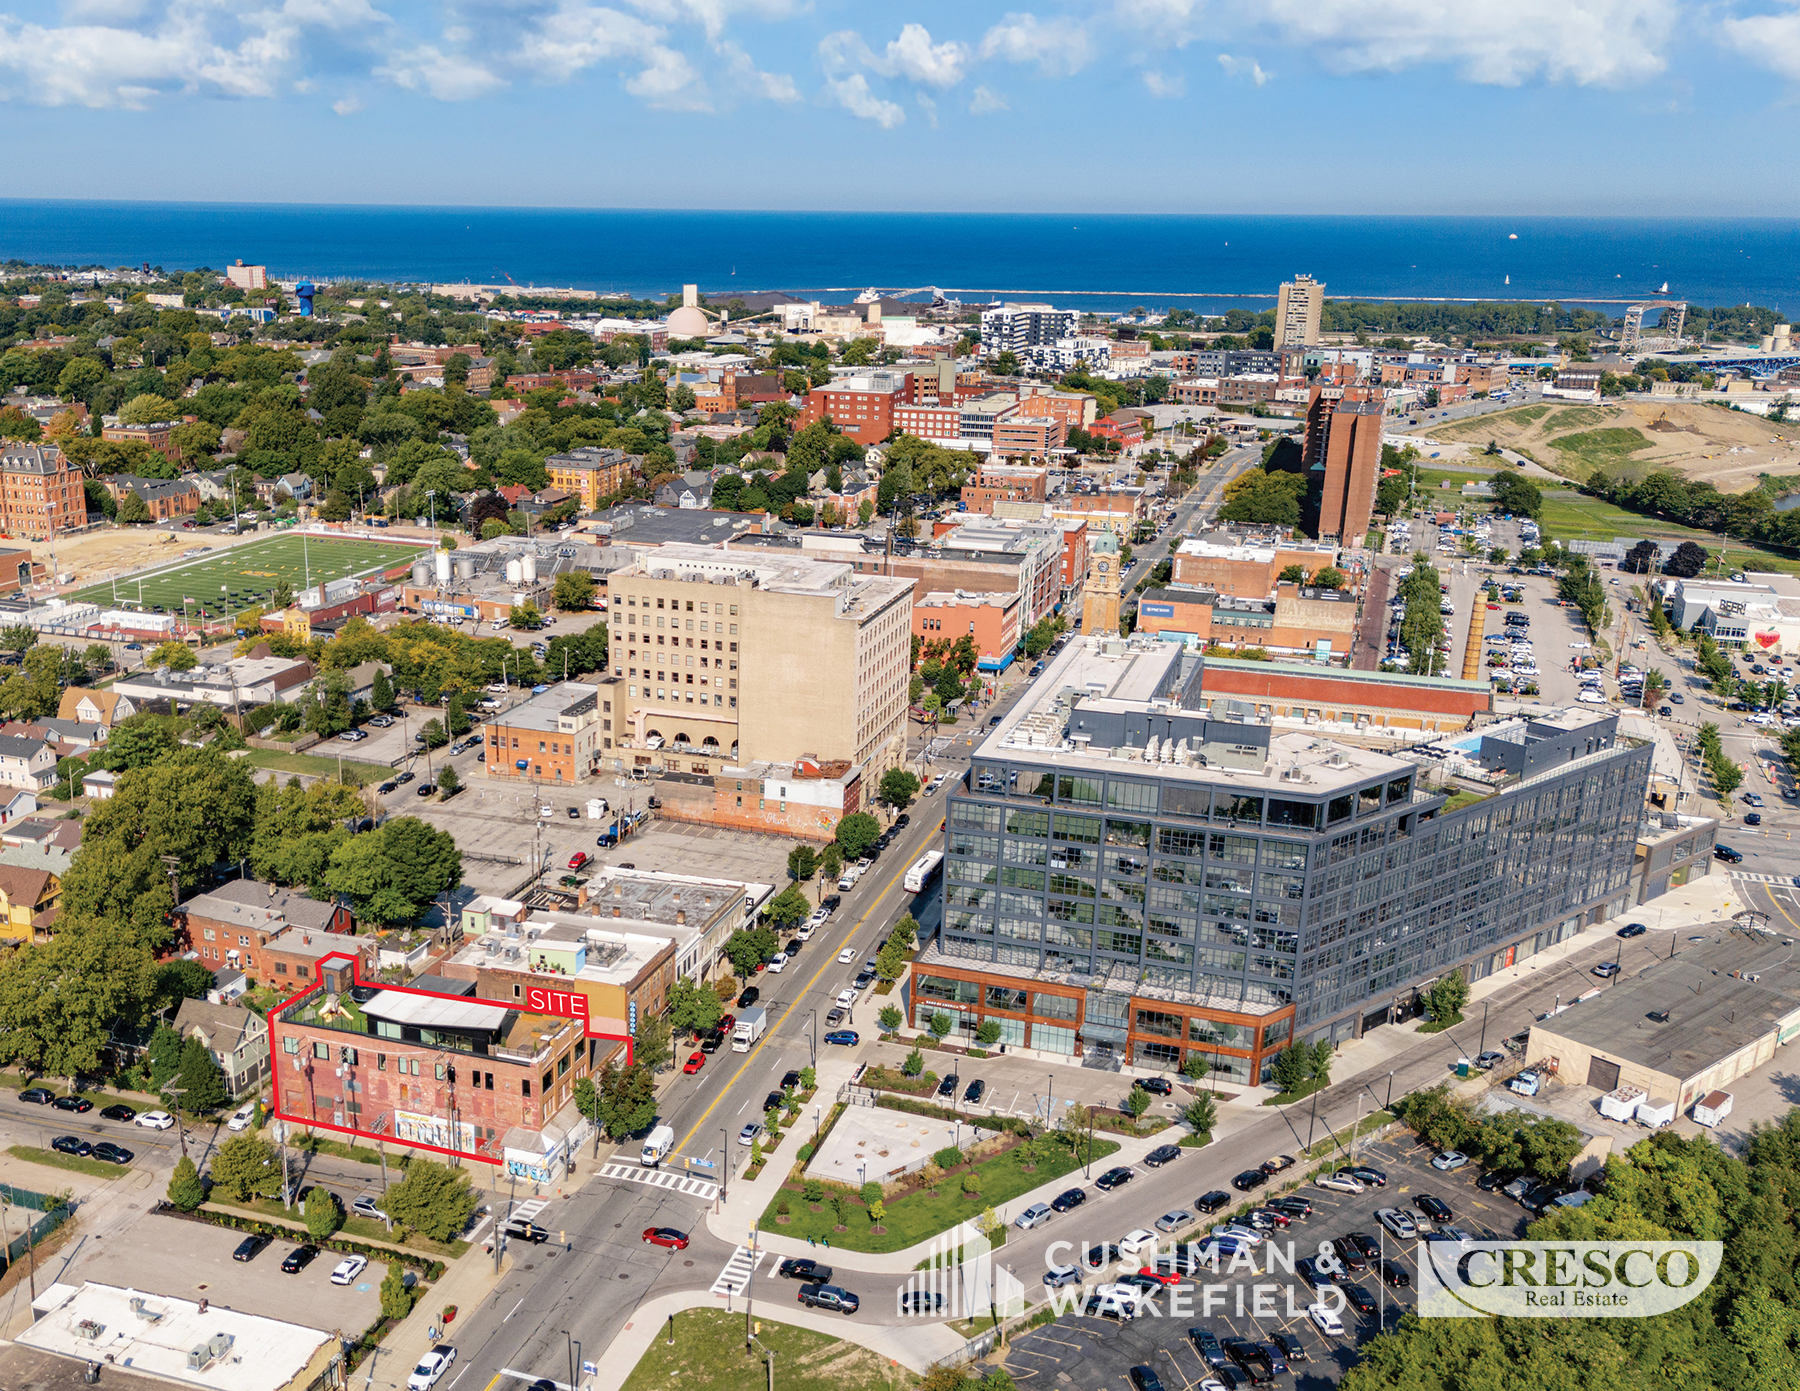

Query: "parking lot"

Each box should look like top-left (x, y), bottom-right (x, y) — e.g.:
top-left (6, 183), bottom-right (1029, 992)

top-left (1001, 1132), bottom-right (1531, 1389)
top-left (53, 1214), bottom-right (386, 1330)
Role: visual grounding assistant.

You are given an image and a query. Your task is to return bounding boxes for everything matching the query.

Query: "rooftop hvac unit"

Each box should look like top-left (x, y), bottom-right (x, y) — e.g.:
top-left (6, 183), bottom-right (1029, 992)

top-left (75, 1320), bottom-right (105, 1341)
top-left (209, 1334), bottom-right (234, 1361)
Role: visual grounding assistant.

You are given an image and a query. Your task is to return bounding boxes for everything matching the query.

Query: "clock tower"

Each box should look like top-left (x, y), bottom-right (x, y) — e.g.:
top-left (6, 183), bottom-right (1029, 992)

top-left (1081, 530), bottom-right (1123, 638)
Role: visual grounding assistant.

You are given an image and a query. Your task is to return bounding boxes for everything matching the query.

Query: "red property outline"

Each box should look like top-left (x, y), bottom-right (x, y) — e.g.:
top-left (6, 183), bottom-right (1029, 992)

top-left (268, 951), bottom-right (632, 1165)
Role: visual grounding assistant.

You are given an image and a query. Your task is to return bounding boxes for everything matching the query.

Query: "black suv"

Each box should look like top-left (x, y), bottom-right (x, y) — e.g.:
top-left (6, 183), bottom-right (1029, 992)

top-left (798, 1283), bottom-right (859, 1314)
top-left (1267, 1196), bottom-right (1312, 1219)
top-left (1050, 1187), bottom-right (1087, 1213)
top-left (935, 1073), bottom-right (960, 1098)
top-left (1196, 1190), bottom-right (1232, 1214)
top-left (1187, 1327), bottom-right (1228, 1367)
top-left (1232, 1169), bottom-right (1267, 1191)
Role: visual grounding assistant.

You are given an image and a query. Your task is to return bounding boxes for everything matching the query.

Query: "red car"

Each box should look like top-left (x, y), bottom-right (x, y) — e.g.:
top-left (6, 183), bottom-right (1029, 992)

top-left (1136, 1267), bottom-right (1184, 1287)
top-left (568, 851), bottom-right (589, 870)
top-left (717, 1013), bottom-right (736, 1033)
top-left (642, 1227), bottom-right (690, 1249)
top-left (683, 1052), bottom-right (705, 1074)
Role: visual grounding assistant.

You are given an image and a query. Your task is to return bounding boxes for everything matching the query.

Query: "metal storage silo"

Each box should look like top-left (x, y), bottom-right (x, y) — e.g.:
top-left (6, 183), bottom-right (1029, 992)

top-left (411, 557), bottom-right (433, 587)
top-left (434, 549), bottom-right (452, 586)
top-left (454, 553), bottom-right (477, 581)
top-left (505, 559), bottom-right (524, 585)
top-left (522, 553), bottom-right (538, 583)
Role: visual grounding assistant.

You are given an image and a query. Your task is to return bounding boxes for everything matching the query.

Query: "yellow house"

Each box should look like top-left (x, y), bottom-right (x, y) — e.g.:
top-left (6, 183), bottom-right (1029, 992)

top-left (56, 688), bottom-right (137, 727)
top-left (0, 866), bottom-right (60, 940)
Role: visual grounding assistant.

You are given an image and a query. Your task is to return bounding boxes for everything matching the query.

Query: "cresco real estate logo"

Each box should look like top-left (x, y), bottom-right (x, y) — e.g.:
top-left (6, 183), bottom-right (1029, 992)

top-left (1418, 1242), bottom-right (1723, 1319)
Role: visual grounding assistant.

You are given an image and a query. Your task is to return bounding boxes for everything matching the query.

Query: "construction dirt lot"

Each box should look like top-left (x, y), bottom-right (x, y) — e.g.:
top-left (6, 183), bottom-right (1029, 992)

top-left (31, 525), bottom-right (226, 588)
top-left (1428, 400), bottom-right (1800, 492)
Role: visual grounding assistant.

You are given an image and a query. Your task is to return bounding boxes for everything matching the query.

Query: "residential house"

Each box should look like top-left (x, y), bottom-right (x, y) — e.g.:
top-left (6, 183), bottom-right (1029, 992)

top-left (0, 790), bottom-right (35, 826)
top-left (58, 688), bottom-right (137, 727)
top-left (178, 880), bottom-right (354, 979)
top-left (173, 999), bottom-right (270, 1099)
top-left (0, 736), bottom-right (57, 792)
top-left (0, 865), bottom-right (60, 941)
top-left (82, 769), bottom-right (117, 800)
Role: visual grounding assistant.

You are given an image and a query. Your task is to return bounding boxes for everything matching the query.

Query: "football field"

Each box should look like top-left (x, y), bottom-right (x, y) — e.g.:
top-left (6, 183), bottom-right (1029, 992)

top-left (69, 533), bottom-right (431, 617)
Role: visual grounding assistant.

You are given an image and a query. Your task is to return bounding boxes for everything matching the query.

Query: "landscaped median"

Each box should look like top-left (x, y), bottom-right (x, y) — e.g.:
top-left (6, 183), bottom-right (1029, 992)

top-left (620, 1309), bottom-right (911, 1391)
top-left (7, 1144), bottom-right (124, 1180)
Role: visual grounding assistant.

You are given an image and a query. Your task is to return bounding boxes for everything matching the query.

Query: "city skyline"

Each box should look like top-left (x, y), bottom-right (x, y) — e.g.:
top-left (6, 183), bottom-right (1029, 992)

top-left (2, 0), bottom-right (1799, 214)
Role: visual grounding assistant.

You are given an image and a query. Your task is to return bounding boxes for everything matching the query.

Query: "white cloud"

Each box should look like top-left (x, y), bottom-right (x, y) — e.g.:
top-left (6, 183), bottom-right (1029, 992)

top-left (969, 83), bottom-right (1007, 112)
top-left (1142, 68), bottom-right (1185, 95)
top-left (979, 12), bottom-right (1093, 75)
top-left (1721, 3), bottom-right (1800, 80)
top-left (717, 39), bottom-right (799, 102)
top-left (821, 23), bottom-right (969, 87)
top-left (625, 45), bottom-right (709, 107)
top-left (878, 23), bottom-right (968, 87)
top-left (623, 0), bottom-right (800, 43)
top-left (514, 4), bottom-right (667, 83)
top-left (1245, 0), bottom-right (1676, 86)
top-left (916, 91), bottom-right (939, 125)
top-left (1216, 52), bottom-right (1270, 84)
top-left (374, 44), bottom-right (505, 100)
top-left (825, 71), bottom-right (904, 126)
top-left (332, 92), bottom-right (362, 113)
top-left (0, 0), bottom-right (390, 108)
top-left (1113, 0), bottom-right (1207, 47)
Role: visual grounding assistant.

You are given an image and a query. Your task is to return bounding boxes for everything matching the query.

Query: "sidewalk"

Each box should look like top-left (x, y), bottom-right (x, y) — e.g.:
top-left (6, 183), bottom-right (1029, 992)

top-left (372, 1246), bottom-right (516, 1391)
top-left (590, 1288), bottom-right (964, 1391)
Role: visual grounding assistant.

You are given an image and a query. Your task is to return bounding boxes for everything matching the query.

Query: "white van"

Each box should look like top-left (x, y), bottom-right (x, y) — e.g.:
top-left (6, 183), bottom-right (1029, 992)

top-left (491, 617), bottom-right (509, 631)
top-left (640, 1125), bottom-right (675, 1167)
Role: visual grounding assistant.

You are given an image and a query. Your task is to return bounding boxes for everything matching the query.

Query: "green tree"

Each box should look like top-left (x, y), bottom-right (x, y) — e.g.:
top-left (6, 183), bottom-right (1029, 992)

top-left (723, 924), bottom-right (779, 976)
top-left (1310, 566), bottom-right (1347, 590)
top-left (787, 844), bottom-right (817, 883)
top-left (209, 1134), bottom-right (281, 1202)
top-left (1181, 1053), bottom-right (1212, 1086)
top-left (928, 1011), bottom-right (954, 1042)
top-left (149, 640), bottom-right (196, 671)
top-left (552, 571), bottom-right (595, 610)
top-left (1123, 1085), bottom-right (1152, 1120)
top-left (166, 1155), bottom-right (206, 1211)
top-left (819, 843), bottom-right (843, 888)
top-left (437, 764), bottom-right (461, 794)
top-left (304, 1185), bottom-right (342, 1239)
top-left (902, 1047), bottom-right (924, 1077)
top-left (1270, 1043), bottom-right (1311, 1095)
top-left (876, 937), bottom-right (908, 982)
top-left (596, 1060), bottom-right (658, 1140)
top-left (371, 668), bottom-right (396, 712)
top-left (173, 1034), bottom-right (229, 1113)
top-left (876, 768), bottom-right (921, 817)
top-left (0, 920), bottom-right (154, 1077)
top-left (668, 977), bottom-right (723, 1034)
top-left (380, 1261), bottom-right (415, 1320)
top-left (1278, 563), bottom-right (1306, 584)
top-left (633, 1011), bottom-right (672, 1073)
top-left (766, 885), bottom-right (810, 931)
top-left (1183, 1091), bottom-right (1218, 1138)
top-left (147, 1024), bottom-right (183, 1089)
top-left (1425, 970), bottom-right (1470, 1026)
top-left (976, 1018), bottom-right (1002, 1046)
top-left (115, 491), bottom-right (152, 525)
top-left (444, 692), bottom-right (470, 737)
top-left (878, 1004), bottom-right (903, 1032)
top-left (384, 1157), bottom-right (478, 1241)
top-left (324, 817), bottom-right (462, 926)
top-left (0, 625), bottom-right (35, 654)
top-left (835, 811), bottom-right (880, 860)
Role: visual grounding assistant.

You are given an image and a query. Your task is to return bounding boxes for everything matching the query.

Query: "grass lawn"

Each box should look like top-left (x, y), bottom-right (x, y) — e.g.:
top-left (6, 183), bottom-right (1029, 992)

top-left (620, 1309), bottom-right (911, 1391)
top-left (8, 1144), bottom-right (126, 1179)
top-left (1262, 1076), bottom-right (1331, 1107)
top-left (1544, 426), bottom-right (1657, 474)
top-left (1535, 491), bottom-right (1800, 576)
top-left (761, 1137), bottom-right (1119, 1254)
top-left (69, 533), bottom-right (430, 618)
top-left (241, 750), bottom-right (386, 785)
top-left (1432, 403), bottom-right (1550, 439)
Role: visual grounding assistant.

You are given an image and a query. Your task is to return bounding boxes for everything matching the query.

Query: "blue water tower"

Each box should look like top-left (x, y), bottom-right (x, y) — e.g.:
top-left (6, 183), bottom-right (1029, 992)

top-left (296, 282), bottom-right (315, 317)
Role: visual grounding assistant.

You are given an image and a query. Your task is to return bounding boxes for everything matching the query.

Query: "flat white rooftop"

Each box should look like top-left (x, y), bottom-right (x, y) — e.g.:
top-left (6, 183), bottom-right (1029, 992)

top-left (19, 1283), bottom-right (334, 1391)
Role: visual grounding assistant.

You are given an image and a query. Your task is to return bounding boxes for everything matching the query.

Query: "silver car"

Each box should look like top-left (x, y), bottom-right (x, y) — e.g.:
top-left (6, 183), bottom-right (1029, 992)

top-left (1155, 1209), bottom-right (1195, 1234)
top-left (1015, 1203), bottom-right (1053, 1230)
top-left (1376, 1207), bottom-right (1418, 1240)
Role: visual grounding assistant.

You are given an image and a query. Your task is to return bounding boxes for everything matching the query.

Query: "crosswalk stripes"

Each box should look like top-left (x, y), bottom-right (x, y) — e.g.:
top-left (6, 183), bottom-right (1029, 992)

top-left (467, 1195), bottom-right (554, 1245)
top-left (709, 1244), bottom-right (765, 1296)
top-left (1733, 871), bottom-right (1788, 884)
top-left (596, 1161), bottom-right (719, 1203)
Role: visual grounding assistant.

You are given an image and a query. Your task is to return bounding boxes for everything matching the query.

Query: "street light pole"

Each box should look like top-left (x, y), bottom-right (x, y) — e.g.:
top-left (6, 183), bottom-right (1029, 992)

top-left (1478, 1000), bottom-right (1491, 1058)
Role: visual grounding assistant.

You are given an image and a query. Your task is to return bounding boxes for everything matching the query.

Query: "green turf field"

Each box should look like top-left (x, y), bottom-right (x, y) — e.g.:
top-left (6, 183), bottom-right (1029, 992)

top-left (71, 533), bottom-right (432, 618)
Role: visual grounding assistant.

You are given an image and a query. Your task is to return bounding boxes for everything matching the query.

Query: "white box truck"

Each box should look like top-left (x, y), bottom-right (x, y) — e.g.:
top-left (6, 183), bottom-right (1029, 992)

top-left (732, 1006), bottom-right (767, 1052)
top-left (640, 1124), bottom-right (675, 1166)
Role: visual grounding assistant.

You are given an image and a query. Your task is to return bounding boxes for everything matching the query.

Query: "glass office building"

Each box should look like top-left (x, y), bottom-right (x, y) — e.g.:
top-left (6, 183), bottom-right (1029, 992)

top-left (911, 639), bottom-right (1651, 1082)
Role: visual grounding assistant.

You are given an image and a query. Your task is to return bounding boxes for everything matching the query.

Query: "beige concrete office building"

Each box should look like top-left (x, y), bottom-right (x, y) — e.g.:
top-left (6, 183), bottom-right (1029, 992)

top-left (1274, 274), bottom-right (1325, 349)
top-left (606, 544), bottom-right (914, 782)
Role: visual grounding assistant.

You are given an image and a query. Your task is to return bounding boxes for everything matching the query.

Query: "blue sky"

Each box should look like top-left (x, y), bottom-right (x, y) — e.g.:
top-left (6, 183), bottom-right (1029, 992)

top-left (3, 0), bottom-right (1800, 212)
